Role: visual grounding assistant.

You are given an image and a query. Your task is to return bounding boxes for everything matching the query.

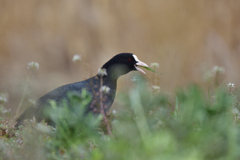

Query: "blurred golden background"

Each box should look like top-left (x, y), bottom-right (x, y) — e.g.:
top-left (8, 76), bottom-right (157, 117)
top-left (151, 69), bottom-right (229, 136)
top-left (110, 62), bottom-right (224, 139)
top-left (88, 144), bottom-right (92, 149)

top-left (0, 0), bottom-right (240, 113)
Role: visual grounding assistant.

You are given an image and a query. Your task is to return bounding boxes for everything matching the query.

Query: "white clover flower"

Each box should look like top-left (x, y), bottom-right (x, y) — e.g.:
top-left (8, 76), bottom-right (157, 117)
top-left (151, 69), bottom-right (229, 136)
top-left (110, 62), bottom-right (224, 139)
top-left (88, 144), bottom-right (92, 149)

top-left (0, 97), bottom-right (7, 103)
top-left (1, 109), bottom-right (8, 114)
top-left (27, 61), bottom-right (39, 70)
top-left (212, 66), bottom-right (218, 72)
top-left (152, 85), bottom-right (160, 92)
top-left (212, 66), bottom-right (225, 74)
top-left (227, 82), bottom-right (235, 92)
top-left (150, 62), bottom-right (159, 68)
top-left (30, 117), bottom-right (36, 124)
top-left (72, 54), bottom-right (81, 62)
top-left (16, 139), bottom-right (23, 144)
top-left (227, 82), bottom-right (235, 88)
top-left (101, 86), bottom-right (110, 94)
top-left (15, 132), bottom-right (20, 137)
top-left (112, 109), bottom-right (117, 114)
top-left (98, 68), bottom-right (107, 76)
top-left (232, 107), bottom-right (239, 115)
top-left (0, 93), bottom-right (8, 103)
top-left (219, 67), bottom-right (225, 73)
top-left (35, 123), bottom-right (51, 134)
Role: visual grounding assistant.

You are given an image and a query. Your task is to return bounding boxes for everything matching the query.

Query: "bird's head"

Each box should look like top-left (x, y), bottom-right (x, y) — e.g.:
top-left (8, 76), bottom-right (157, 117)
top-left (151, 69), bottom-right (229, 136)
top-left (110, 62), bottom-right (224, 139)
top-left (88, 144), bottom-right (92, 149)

top-left (101, 53), bottom-right (148, 79)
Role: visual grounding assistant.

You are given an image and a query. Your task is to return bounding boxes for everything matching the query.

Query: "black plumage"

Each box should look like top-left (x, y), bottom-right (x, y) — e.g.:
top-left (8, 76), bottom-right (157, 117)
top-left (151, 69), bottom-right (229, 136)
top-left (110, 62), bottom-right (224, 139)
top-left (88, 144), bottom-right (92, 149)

top-left (15, 53), bottom-right (148, 127)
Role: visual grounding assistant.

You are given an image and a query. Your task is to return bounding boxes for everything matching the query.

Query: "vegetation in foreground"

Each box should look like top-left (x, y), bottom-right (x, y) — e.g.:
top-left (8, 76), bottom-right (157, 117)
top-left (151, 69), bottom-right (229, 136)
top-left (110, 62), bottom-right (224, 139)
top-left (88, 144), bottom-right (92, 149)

top-left (0, 63), bottom-right (240, 160)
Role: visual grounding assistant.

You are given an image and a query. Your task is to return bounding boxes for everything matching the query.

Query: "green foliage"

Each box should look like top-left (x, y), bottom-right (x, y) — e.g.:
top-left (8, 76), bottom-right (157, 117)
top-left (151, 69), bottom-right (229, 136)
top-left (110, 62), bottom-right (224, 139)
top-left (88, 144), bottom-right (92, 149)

top-left (45, 89), bottom-right (102, 159)
top-left (1, 79), bottom-right (240, 160)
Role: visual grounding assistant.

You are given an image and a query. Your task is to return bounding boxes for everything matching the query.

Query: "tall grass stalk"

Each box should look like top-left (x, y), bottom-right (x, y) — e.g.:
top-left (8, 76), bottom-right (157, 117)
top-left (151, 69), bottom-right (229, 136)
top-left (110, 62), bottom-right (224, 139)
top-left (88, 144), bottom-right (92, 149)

top-left (99, 75), bottom-right (112, 136)
top-left (15, 76), bottom-right (30, 119)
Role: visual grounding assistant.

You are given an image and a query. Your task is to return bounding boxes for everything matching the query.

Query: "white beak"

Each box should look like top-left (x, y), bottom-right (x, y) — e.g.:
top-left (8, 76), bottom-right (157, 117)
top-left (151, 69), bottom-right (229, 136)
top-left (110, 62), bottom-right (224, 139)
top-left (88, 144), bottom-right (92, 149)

top-left (134, 61), bottom-right (149, 74)
top-left (132, 55), bottom-right (148, 74)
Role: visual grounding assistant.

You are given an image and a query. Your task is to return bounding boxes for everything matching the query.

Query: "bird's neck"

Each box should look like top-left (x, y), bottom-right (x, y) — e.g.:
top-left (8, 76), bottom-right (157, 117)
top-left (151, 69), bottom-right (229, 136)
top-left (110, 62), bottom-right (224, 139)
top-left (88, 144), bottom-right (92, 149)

top-left (102, 65), bottom-right (129, 81)
top-left (107, 72), bottom-right (121, 82)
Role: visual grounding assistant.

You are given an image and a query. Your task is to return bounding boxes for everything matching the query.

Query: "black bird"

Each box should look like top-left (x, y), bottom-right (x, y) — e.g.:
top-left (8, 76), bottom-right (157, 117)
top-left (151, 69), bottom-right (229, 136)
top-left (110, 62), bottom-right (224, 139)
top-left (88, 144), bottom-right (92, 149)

top-left (15, 53), bottom-right (148, 127)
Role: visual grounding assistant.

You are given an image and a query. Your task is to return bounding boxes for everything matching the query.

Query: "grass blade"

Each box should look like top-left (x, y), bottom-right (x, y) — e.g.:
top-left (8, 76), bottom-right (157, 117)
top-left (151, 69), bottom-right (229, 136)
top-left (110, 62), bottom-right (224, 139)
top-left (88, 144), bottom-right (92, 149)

top-left (138, 66), bottom-right (164, 75)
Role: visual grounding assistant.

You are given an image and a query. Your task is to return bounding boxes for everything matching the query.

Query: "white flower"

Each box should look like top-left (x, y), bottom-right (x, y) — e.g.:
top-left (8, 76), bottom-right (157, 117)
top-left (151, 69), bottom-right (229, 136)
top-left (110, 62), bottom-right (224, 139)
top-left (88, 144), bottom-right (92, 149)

top-left (212, 66), bottom-right (218, 72)
top-left (0, 96), bottom-right (7, 103)
top-left (1, 109), bottom-right (8, 114)
top-left (227, 82), bottom-right (235, 88)
top-left (101, 86), bottom-right (110, 94)
top-left (72, 54), bottom-right (81, 62)
top-left (219, 67), bottom-right (225, 73)
top-left (212, 66), bottom-right (225, 74)
top-left (35, 123), bottom-right (51, 134)
top-left (30, 117), bottom-right (36, 124)
top-left (112, 109), bottom-right (117, 114)
top-left (15, 132), bottom-right (20, 137)
top-left (150, 63), bottom-right (159, 68)
top-left (227, 82), bottom-right (235, 93)
top-left (152, 85), bottom-right (160, 92)
top-left (0, 93), bottom-right (8, 103)
top-left (27, 61), bottom-right (39, 70)
top-left (232, 108), bottom-right (239, 115)
top-left (16, 139), bottom-right (23, 144)
top-left (98, 68), bottom-right (107, 76)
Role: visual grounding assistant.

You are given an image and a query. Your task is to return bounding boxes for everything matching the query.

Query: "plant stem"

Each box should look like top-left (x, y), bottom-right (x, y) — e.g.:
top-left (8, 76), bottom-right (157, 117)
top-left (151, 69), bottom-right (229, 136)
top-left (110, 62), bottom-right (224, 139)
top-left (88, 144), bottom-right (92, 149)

top-left (99, 76), bottom-right (112, 136)
top-left (152, 66), bottom-right (155, 86)
top-left (15, 76), bottom-right (30, 119)
top-left (208, 86), bottom-right (211, 105)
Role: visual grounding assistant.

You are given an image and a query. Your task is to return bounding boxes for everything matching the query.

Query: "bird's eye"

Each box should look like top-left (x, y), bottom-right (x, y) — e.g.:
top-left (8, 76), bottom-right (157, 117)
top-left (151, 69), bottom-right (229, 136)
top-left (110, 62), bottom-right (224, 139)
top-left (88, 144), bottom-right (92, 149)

top-left (128, 58), bottom-right (132, 61)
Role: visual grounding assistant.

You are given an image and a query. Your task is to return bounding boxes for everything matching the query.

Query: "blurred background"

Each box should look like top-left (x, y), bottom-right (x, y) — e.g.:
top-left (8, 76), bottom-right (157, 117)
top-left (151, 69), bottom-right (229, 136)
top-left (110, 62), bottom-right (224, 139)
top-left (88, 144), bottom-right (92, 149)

top-left (0, 0), bottom-right (240, 113)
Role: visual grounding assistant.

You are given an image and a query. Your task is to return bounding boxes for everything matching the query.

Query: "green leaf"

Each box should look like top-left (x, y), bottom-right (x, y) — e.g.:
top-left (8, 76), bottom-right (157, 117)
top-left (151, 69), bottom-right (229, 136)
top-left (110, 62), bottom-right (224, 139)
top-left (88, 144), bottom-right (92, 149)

top-left (138, 66), bottom-right (164, 75)
top-left (174, 96), bottom-right (179, 117)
